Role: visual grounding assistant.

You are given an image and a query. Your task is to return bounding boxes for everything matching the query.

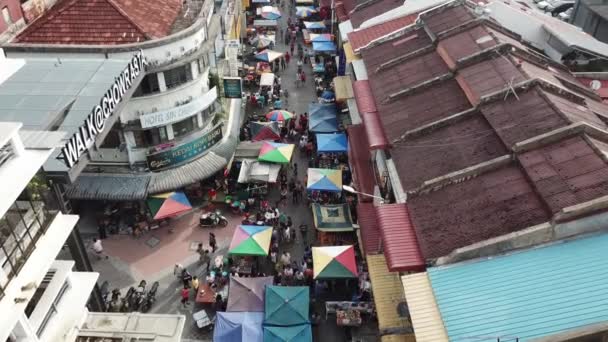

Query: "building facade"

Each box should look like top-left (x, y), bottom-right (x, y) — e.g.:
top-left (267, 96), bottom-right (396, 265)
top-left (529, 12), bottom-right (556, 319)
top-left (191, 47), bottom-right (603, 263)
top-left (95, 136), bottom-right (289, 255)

top-left (0, 122), bottom-right (98, 342)
top-left (2, 0), bottom-right (244, 198)
top-left (572, 0), bottom-right (608, 44)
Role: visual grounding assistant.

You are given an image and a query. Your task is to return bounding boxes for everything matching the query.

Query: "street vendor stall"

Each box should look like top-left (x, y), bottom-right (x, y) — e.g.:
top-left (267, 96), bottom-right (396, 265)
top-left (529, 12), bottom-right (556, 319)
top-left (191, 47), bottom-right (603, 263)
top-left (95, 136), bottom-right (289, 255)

top-left (307, 168), bottom-right (342, 192)
top-left (303, 21), bottom-right (326, 29)
top-left (260, 72), bottom-right (275, 89)
top-left (312, 41), bottom-right (337, 54)
top-left (312, 245), bottom-right (358, 279)
top-left (259, 6), bottom-right (281, 20)
top-left (316, 133), bottom-right (348, 153)
top-left (238, 159), bottom-right (281, 183)
top-left (196, 282), bottom-right (229, 303)
top-left (308, 103), bottom-right (338, 133)
top-left (146, 191), bottom-right (192, 220)
top-left (309, 33), bottom-right (332, 42)
top-left (251, 34), bottom-right (276, 49)
top-left (265, 110), bottom-right (293, 122)
top-left (251, 121), bottom-right (281, 141)
top-left (258, 142), bottom-right (295, 164)
top-left (264, 286), bottom-right (310, 326)
top-left (296, 6), bottom-right (317, 18)
top-left (256, 62), bottom-right (273, 73)
top-left (214, 312), bottom-right (264, 342)
top-left (227, 276), bottom-right (273, 312)
top-left (255, 50), bottom-right (283, 63)
top-left (229, 225), bottom-right (272, 256)
top-left (263, 324), bottom-right (312, 342)
top-left (311, 203), bottom-right (354, 232)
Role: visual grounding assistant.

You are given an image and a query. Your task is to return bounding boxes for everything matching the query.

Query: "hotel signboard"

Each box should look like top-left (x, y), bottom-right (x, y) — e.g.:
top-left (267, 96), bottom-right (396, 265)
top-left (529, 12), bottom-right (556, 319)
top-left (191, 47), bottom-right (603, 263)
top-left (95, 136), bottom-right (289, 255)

top-left (61, 50), bottom-right (147, 168)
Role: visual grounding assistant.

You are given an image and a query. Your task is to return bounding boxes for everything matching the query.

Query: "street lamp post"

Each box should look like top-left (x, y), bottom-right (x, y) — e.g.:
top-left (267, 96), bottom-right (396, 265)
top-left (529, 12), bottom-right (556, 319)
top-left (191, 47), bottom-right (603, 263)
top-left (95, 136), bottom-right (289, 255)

top-left (342, 185), bottom-right (385, 203)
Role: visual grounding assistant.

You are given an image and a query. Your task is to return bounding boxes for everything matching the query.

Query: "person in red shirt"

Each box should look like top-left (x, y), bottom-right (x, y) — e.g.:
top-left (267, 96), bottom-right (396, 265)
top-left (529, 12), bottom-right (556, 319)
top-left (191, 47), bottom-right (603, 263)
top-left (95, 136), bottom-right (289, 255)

top-left (208, 188), bottom-right (217, 201)
top-left (181, 286), bottom-right (189, 307)
top-left (285, 51), bottom-right (290, 64)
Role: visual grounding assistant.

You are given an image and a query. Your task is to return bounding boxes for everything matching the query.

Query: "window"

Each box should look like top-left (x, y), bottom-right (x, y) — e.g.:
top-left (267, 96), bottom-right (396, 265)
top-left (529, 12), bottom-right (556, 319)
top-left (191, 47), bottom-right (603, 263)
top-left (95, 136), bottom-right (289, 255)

top-left (100, 124), bottom-right (122, 148)
top-left (2, 7), bottom-right (12, 25)
top-left (36, 280), bottom-right (70, 337)
top-left (172, 116), bottom-right (198, 138)
top-left (132, 126), bottom-right (168, 147)
top-left (164, 64), bottom-right (193, 90)
top-left (133, 74), bottom-right (160, 97)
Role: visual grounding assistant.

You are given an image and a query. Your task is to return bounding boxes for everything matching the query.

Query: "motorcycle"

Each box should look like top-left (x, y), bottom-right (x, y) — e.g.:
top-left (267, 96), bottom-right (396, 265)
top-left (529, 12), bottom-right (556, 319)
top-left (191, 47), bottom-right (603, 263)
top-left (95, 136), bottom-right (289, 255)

top-left (140, 281), bottom-right (159, 313)
top-left (199, 210), bottom-right (228, 228)
top-left (133, 280), bottom-right (147, 311)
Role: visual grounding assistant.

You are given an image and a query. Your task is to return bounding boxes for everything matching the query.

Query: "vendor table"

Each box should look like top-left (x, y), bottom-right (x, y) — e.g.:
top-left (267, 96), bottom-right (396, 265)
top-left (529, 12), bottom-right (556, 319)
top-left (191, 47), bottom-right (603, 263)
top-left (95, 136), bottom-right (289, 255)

top-left (325, 301), bottom-right (374, 319)
top-left (336, 309), bottom-right (362, 326)
top-left (193, 309), bottom-right (213, 328)
top-left (195, 283), bottom-right (228, 303)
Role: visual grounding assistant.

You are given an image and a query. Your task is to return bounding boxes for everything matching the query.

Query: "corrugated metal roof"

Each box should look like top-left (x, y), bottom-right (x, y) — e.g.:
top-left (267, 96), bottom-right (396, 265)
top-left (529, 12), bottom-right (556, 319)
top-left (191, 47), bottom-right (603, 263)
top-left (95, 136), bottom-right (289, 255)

top-left (375, 203), bottom-right (425, 272)
top-left (19, 130), bottom-right (66, 149)
top-left (350, 0), bottom-right (404, 28)
top-left (401, 272), bottom-right (448, 342)
top-left (333, 76), bottom-right (354, 101)
top-left (346, 124), bottom-right (376, 199)
top-left (427, 233), bottom-right (608, 341)
top-left (357, 203), bottom-right (381, 254)
top-left (348, 14), bottom-right (418, 52)
top-left (66, 173), bottom-right (150, 200)
top-left (366, 254), bottom-right (412, 333)
top-left (352, 81), bottom-right (389, 149)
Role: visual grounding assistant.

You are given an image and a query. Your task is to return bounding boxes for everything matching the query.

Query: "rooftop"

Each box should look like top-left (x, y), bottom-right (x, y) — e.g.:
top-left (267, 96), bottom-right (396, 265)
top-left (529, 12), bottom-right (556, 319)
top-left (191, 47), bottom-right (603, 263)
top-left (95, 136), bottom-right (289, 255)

top-left (349, 0), bottom-right (405, 28)
top-left (425, 233), bottom-right (608, 341)
top-left (14, 0), bottom-right (182, 45)
top-left (347, 13), bottom-right (418, 51)
top-left (79, 312), bottom-right (186, 342)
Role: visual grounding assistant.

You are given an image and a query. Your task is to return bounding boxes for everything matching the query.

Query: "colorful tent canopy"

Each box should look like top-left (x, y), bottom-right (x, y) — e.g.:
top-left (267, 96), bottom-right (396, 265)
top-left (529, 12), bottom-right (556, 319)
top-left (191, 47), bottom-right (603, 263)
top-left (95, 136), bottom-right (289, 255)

top-left (237, 159), bottom-right (281, 183)
top-left (303, 21), bottom-right (325, 29)
top-left (252, 34), bottom-right (275, 48)
top-left (255, 49), bottom-right (284, 62)
top-left (229, 225), bottom-right (273, 256)
top-left (227, 276), bottom-right (274, 312)
top-left (214, 312), bottom-right (264, 342)
top-left (296, 6), bottom-right (317, 18)
top-left (309, 33), bottom-right (332, 42)
top-left (316, 133), bottom-right (348, 152)
top-left (261, 6), bottom-right (281, 20)
top-left (251, 121), bottom-right (281, 141)
top-left (311, 203), bottom-right (354, 232)
top-left (265, 109), bottom-right (293, 121)
top-left (258, 142), bottom-right (295, 164)
top-left (146, 191), bottom-right (192, 220)
top-left (263, 324), bottom-right (312, 342)
top-left (264, 286), bottom-right (310, 326)
top-left (312, 41), bottom-right (337, 52)
top-left (307, 168), bottom-right (342, 192)
top-left (312, 245), bottom-right (358, 279)
top-left (308, 103), bottom-right (338, 132)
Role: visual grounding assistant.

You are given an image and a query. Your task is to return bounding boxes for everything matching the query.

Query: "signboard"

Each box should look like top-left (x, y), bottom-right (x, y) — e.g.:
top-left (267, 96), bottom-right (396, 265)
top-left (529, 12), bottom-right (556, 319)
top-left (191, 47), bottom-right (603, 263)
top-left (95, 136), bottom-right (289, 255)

top-left (147, 124), bottom-right (223, 171)
top-left (225, 39), bottom-right (240, 77)
top-left (253, 19), bottom-right (277, 26)
top-left (223, 77), bottom-right (243, 98)
top-left (140, 87), bottom-right (218, 129)
top-left (61, 50), bottom-right (146, 168)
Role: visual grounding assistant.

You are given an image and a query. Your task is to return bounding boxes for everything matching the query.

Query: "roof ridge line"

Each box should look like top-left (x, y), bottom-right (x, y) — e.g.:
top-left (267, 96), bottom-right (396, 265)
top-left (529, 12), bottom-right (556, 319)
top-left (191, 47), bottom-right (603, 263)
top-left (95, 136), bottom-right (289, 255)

top-left (513, 121), bottom-right (608, 154)
top-left (104, 0), bottom-right (151, 40)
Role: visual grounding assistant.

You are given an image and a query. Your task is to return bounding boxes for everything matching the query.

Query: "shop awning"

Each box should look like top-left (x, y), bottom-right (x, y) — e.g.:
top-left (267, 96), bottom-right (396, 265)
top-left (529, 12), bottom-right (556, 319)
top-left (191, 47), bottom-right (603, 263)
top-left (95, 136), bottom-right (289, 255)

top-left (343, 42), bottom-right (360, 63)
top-left (235, 141), bottom-right (265, 160)
top-left (401, 273), bottom-right (448, 342)
top-left (66, 174), bottom-right (150, 201)
top-left (260, 72), bottom-right (275, 86)
top-left (312, 41), bottom-right (337, 53)
top-left (357, 203), bottom-right (381, 255)
top-left (237, 159), bottom-right (281, 183)
top-left (346, 124), bottom-right (376, 201)
top-left (333, 76), bottom-right (354, 101)
top-left (353, 80), bottom-right (389, 149)
top-left (375, 204), bottom-right (425, 272)
top-left (312, 203), bottom-right (353, 232)
top-left (367, 254), bottom-right (414, 336)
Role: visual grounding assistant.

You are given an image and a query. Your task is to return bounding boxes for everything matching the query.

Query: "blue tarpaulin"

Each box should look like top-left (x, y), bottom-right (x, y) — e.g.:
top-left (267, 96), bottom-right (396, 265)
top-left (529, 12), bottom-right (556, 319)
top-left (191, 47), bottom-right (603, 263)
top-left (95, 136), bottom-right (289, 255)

top-left (308, 103), bottom-right (338, 133)
top-left (316, 133), bottom-right (347, 152)
top-left (214, 312), bottom-right (264, 342)
top-left (312, 41), bottom-right (337, 53)
top-left (263, 324), bottom-right (312, 342)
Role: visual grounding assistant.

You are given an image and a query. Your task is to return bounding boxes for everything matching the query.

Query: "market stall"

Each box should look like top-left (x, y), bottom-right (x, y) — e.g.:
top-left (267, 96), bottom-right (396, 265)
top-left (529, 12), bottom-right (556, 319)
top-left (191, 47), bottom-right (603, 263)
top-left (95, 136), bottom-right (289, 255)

top-left (227, 276), bottom-right (273, 312)
top-left (250, 121), bottom-right (281, 141)
top-left (146, 191), bottom-right (192, 220)
top-left (251, 34), bottom-right (276, 49)
top-left (316, 133), bottom-right (348, 153)
top-left (311, 203), bottom-right (354, 232)
top-left (264, 286), bottom-right (310, 326)
top-left (265, 109), bottom-right (294, 122)
top-left (263, 324), bottom-right (313, 342)
top-left (307, 168), bottom-right (342, 192)
top-left (259, 5), bottom-right (281, 19)
top-left (312, 41), bottom-right (337, 54)
top-left (196, 282), bottom-right (229, 303)
top-left (237, 159), bottom-right (281, 183)
top-left (295, 6), bottom-right (317, 18)
top-left (258, 142), bottom-right (295, 164)
top-left (308, 103), bottom-right (338, 132)
top-left (309, 33), bottom-right (332, 42)
top-left (303, 21), bottom-right (326, 29)
top-left (214, 312), bottom-right (264, 342)
top-left (255, 50), bottom-right (284, 63)
top-left (229, 225), bottom-right (273, 256)
top-left (312, 245), bottom-right (358, 279)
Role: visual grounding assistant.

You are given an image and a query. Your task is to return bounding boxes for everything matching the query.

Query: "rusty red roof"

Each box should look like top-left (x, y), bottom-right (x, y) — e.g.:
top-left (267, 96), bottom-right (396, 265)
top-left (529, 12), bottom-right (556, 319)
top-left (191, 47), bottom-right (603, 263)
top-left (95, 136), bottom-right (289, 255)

top-left (375, 203), bottom-right (425, 272)
top-left (577, 77), bottom-right (608, 100)
top-left (335, 2), bottom-right (349, 22)
top-left (359, 28), bottom-right (432, 70)
top-left (350, 0), bottom-right (404, 28)
top-left (408, 164), bottom-right (551, 259)
top-left (352, 80), bottom-right (390, 149)
top-left (347, 124), bottom-right (376, 200)
top-left (357, 203), bottom-right (381, 255)
top-left (422, 4), bottom-right (474, 35)
top-left (348, 14), bottom-right (418, 51)
top-left (15, 0), bottom-right (181, 45)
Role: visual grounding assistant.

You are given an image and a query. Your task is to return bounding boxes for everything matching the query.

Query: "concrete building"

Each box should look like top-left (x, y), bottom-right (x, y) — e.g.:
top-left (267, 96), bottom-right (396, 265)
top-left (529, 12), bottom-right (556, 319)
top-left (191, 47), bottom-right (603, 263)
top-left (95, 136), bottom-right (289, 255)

top-left (0, 0), bottom-right (26, 43)
top-left (1, 0), bottom-right (244, 199)
top-left (572, 0), bottom-right (608, 44)
top-left (0, 121), bottom-right (98, 342)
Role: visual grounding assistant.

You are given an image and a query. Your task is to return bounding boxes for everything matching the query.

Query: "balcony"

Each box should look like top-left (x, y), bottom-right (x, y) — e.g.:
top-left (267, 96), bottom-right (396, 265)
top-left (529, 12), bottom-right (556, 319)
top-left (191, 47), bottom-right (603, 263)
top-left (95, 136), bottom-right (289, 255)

top-left (0, 182), bottom-right (56, 299)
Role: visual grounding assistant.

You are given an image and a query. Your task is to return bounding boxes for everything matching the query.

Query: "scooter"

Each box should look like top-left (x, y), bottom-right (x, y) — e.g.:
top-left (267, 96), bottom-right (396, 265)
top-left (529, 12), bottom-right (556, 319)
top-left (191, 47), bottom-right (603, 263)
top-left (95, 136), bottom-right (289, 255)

top-left (199, 210), bottom-right (228, 228)
top-left (140, 281), bottom-right (159, 313)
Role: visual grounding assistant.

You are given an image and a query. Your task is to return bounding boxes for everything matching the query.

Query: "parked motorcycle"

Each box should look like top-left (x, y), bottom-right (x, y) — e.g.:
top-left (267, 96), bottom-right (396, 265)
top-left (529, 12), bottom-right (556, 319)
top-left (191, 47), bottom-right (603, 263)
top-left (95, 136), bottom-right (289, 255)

top-left (140, 281), bottom-right (159, 313)
top-left (133, 280), bottom-right (147, 311)
top-left (199, 210), bottom-right (228, 228)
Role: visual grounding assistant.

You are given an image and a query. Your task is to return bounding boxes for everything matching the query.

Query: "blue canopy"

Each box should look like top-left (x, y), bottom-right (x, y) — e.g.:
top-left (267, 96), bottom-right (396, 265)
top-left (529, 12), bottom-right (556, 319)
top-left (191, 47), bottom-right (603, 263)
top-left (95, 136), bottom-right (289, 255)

top-left (316, 133), bottom-right (347, 152)
top-left (308, 103), bottom-right (338, 133)
top-left (214, 312), bottom-right (264, 342)
top-left (263, 324), bottom-right (312, 342)
top-left (321, 90), bottom-right (335, 100)
top-left (312, 41), bottom-right (337, 53)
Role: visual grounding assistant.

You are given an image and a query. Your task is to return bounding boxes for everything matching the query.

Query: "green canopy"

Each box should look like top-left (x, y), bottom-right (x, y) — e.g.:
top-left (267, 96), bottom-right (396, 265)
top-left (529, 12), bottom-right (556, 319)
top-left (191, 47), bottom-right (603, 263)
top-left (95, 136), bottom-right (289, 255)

top-left (263, 324), bottom-right (312, 342)
top-left (264, 286), bottom-right (309, 326)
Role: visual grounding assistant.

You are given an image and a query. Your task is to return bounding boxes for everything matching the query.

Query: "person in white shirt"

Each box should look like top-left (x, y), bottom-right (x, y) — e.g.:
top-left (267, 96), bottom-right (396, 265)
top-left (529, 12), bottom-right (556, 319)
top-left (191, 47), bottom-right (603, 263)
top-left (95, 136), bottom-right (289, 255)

top-left (92, 238), bottom-right (108, 260)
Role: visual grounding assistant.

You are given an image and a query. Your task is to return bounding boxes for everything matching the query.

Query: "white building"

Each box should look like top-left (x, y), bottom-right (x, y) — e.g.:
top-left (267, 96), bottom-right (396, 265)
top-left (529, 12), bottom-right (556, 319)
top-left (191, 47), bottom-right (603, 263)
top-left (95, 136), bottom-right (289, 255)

top-left (0, 121), bottom-right (98, 342)
top-left (0, 0), bottom-right (244, 200)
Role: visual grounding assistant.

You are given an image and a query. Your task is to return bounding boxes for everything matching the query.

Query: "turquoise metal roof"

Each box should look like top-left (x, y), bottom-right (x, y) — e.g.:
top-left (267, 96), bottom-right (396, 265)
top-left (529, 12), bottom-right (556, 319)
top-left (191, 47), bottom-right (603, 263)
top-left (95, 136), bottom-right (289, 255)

top-left (427, 234), bottom-right (608, 342)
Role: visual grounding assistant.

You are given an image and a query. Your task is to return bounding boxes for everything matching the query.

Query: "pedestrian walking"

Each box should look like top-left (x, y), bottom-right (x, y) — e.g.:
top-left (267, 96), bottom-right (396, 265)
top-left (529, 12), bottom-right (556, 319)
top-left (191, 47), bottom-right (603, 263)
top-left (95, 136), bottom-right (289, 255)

top-left (192, 276), bottom-right (199, 293)
top-left (91, 238), bottom-right (108, 260)
top-left (181, 286), bottom-right (190, 307)
top-left (209, 232), bottom-right (217, 253)
top-left (281, 57), bottom-right (286, 70)
top-left (300, 71), bottom-right (306, 84)
top-left (290, 43), bottom-right (294, 56)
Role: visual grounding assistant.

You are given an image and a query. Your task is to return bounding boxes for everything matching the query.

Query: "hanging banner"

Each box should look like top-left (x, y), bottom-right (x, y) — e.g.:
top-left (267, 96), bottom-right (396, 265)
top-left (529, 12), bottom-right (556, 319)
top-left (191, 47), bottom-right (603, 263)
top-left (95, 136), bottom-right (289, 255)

top-left (223, 77), bottom-right (243, 98)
